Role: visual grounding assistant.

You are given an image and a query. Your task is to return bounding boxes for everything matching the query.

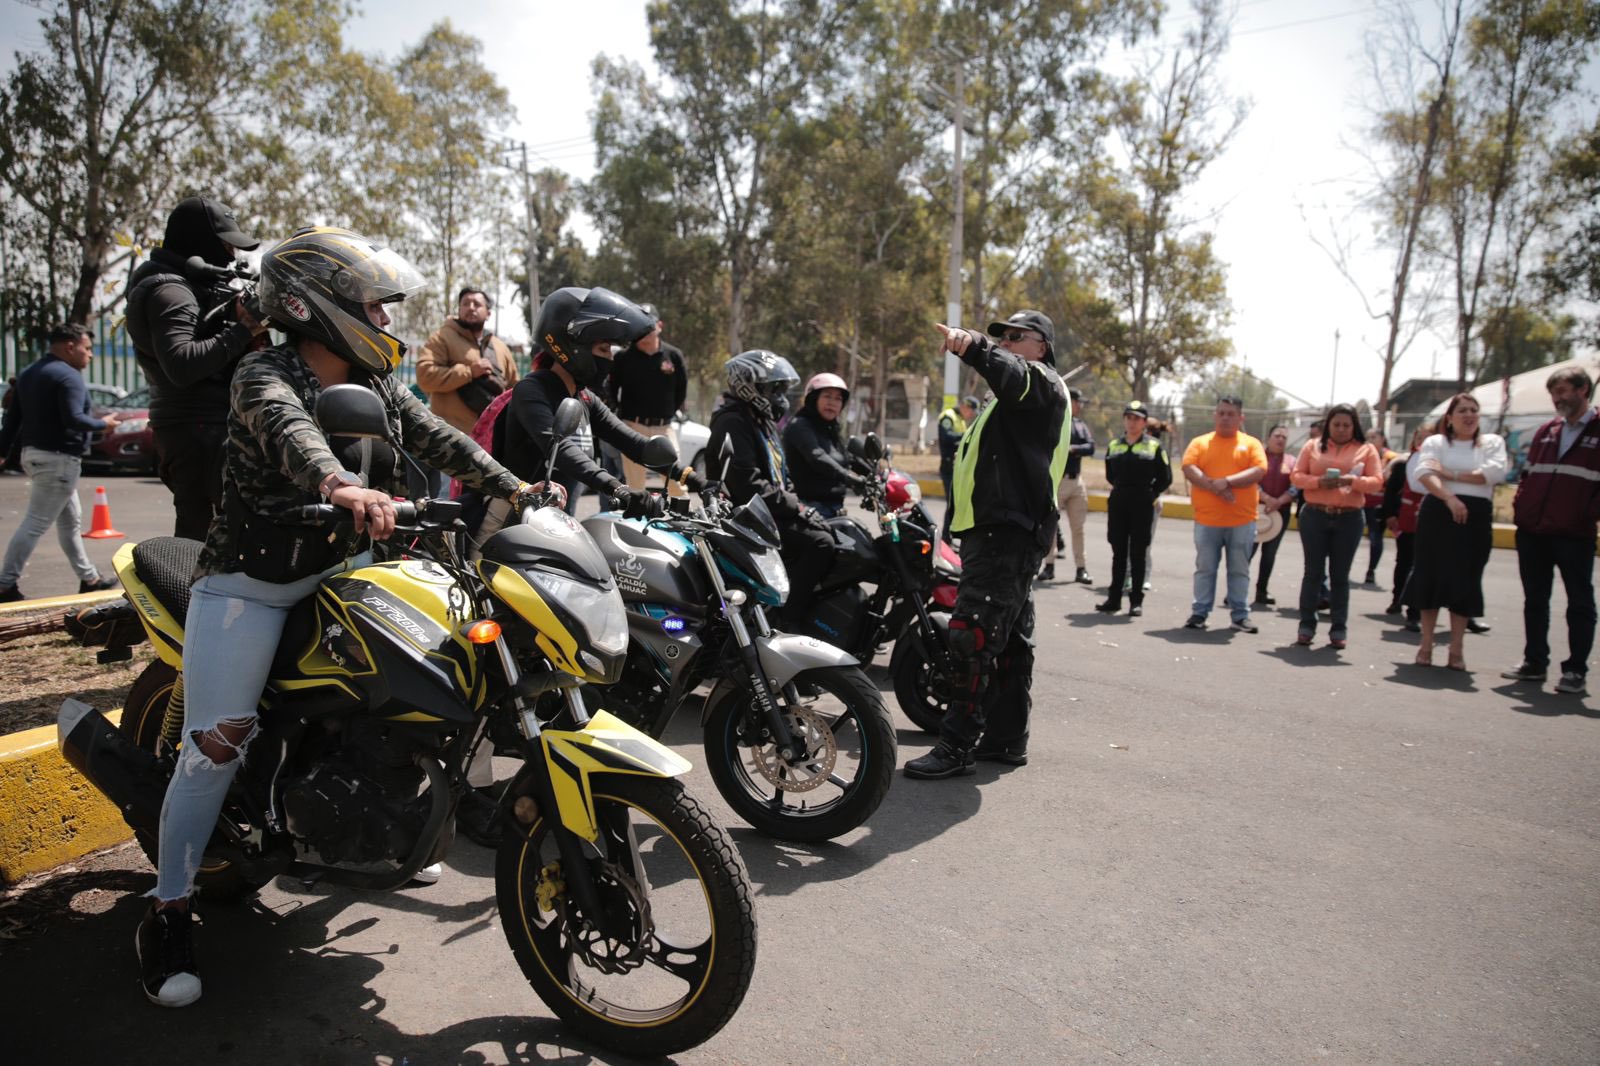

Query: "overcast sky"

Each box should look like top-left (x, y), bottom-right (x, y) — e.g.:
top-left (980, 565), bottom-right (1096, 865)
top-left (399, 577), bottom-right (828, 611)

top-left (3, 0), bottom-right (1595, 409)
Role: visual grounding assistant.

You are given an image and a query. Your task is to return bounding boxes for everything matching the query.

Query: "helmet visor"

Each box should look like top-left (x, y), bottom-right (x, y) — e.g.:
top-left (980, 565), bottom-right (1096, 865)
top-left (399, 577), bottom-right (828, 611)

top-left (328, 243), bottom-right (426, 305)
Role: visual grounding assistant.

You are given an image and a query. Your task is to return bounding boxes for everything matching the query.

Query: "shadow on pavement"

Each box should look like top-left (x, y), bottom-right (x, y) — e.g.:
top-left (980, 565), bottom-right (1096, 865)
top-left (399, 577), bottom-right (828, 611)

top-left (1143, 626), bottom-right (1235, 644)
top-left (1063, 610), bottom-right (1134, 628)
top-left (725, 768), bottom-right (984, 897)
top-left (1385, 662), bottom-right (1478, 691)
top-left (1256, 644), bottom-right (1350, 667)
top-left (1494, 682), bottom-right (1600, 719)
top-left (3, 883), bottom-right (633, 1066)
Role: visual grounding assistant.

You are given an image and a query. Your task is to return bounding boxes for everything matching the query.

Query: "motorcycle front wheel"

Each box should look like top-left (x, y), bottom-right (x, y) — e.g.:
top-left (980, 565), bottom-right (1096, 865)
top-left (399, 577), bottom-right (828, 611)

top-left (704, 665), bottom-right (896, 842)
top-left (496, 774), bottom-right (757, 1057)
top-left (889, 628), bottom-right (948, 734)
top-left (118, 661), bottom-right (268, 902)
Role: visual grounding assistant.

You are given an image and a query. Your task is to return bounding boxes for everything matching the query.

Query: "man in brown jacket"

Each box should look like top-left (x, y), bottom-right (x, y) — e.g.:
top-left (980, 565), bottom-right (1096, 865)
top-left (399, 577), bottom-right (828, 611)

top-left (417, 287), bottom-right (519, 433)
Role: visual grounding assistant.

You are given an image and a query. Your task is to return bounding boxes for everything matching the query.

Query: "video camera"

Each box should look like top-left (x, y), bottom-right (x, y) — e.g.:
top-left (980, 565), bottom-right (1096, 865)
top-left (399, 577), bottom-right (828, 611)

top-left (185, 255), bottom-right (262, 326)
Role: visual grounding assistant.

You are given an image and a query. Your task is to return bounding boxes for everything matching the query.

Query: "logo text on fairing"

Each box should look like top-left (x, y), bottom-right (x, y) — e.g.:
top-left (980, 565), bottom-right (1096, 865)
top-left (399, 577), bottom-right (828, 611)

top-left (613, 553), bottom-right (648, 596)
top-left (361, 595), bottom-right (430, 644)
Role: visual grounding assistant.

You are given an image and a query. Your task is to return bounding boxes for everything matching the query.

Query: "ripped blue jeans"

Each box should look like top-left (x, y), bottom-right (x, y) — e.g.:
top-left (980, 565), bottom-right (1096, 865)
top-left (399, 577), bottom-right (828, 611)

top-left (152, 554), bottom-right (370, 901)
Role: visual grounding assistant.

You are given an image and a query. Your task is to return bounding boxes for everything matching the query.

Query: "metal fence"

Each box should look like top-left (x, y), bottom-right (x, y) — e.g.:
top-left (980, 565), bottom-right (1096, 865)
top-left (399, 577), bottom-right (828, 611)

top-left (1, 321), bottom-right (420, 397)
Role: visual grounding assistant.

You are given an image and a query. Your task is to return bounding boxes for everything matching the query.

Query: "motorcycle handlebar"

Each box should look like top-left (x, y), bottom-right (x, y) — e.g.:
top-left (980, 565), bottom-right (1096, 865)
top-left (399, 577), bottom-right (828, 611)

top-left (276, 500), bottom-right (424, 528)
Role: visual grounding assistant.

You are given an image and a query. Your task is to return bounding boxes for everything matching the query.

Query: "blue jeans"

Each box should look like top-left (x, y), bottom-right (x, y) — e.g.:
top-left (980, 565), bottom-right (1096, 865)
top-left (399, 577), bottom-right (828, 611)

top-left (1297, 506), bottom-right (1363, 635)
top-left (153, 553), bottom-right (370, 901)
top-left (1192, 520), bottom-right (1255, 622)
top-left (803, 500), bottom-right (845, 519)
top-left (0, 447), bottom-right (99, 588)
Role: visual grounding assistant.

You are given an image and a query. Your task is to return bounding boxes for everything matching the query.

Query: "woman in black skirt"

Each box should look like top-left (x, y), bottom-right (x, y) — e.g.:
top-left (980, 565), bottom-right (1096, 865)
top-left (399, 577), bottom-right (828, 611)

top-left (1406, 394), bottom-right (1508, 670)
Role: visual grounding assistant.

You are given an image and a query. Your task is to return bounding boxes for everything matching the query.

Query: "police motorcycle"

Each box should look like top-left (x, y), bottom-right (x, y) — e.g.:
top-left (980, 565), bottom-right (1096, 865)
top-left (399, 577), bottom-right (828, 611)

top-left (57, 389), bottom-right (756, 1058)
top-left (578, 438), bottom-right (896, 843)
top-left (778, 433), bottom-right (962, 734)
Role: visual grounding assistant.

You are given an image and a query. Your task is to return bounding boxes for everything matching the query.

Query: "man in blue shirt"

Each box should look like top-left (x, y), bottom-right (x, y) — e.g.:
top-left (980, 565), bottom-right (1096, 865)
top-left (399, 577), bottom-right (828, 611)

top-left (0, 324), bottom-right (122, 601)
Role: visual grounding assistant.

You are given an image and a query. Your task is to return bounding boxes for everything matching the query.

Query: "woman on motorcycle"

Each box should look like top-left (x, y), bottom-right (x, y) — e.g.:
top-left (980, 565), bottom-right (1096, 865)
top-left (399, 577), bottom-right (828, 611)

top-left (136, 227), bottom-right (542, 1009)
top-left (475, 286), bottom-right (705, 545)
top-left (707, 350), bottom-right (834, 620)
top-left (782, 372), bottom-right (870, 519)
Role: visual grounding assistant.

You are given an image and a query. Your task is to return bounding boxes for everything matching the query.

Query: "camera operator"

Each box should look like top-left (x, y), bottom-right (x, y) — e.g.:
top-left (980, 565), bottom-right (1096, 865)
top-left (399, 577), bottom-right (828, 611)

top-left (126, 197), bottom-right (269, 541)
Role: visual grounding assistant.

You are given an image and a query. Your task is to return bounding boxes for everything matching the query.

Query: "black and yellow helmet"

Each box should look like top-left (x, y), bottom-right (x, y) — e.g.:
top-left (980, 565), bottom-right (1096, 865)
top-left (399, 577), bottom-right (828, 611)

top-left (258, 227), bottom-right (425, 375)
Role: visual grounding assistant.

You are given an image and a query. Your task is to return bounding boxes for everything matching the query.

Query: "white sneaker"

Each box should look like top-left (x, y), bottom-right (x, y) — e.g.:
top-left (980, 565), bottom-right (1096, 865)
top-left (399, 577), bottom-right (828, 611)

top-left (411, 862), bottom-right (443, 885)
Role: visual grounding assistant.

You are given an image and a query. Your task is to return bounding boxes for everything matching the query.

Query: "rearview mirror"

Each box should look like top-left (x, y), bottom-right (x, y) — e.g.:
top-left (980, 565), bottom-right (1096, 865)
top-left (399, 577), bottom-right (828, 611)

top-left (846, 436), bottom-right (865, 458)
top-left (553, 397), bottom-right (587, 439)
top-left (862, 433), bottom-right (883, 462)
top-left (642, 434), bottom-right (679, 471)
top-left (316, 384), bottom-right (389, 440)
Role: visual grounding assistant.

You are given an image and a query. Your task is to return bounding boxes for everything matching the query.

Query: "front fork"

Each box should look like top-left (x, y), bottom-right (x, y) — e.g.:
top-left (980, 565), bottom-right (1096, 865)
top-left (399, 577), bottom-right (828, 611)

top-left (693, 534), bottom-right (803, 761)
top-left (490, 635), bottom-right (612, 929)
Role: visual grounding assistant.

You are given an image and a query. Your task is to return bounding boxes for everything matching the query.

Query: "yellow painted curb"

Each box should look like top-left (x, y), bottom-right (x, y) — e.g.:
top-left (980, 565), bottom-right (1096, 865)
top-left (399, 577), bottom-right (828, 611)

top-left (0, 590), bottom-right (120, 618)
top-left (0, 710), bottom-right (132, 883)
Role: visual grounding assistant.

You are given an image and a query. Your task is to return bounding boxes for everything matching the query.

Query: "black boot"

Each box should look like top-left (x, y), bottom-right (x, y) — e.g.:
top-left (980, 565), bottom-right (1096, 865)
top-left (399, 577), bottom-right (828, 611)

top-left (904, 743), bottom-right (975, 779)
top-left (1095, 599), bottom-right (1120, 614)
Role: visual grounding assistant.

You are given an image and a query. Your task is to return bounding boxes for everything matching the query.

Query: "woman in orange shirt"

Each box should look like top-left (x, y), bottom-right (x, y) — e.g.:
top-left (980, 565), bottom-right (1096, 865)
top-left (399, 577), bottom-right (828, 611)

top-left (1290, 404), bottom-right (1383, 649)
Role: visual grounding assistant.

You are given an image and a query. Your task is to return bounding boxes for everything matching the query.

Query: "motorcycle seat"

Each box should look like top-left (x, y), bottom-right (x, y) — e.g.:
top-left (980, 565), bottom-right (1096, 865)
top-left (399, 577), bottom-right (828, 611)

top-left (131, 536), bottom-right (204, 623)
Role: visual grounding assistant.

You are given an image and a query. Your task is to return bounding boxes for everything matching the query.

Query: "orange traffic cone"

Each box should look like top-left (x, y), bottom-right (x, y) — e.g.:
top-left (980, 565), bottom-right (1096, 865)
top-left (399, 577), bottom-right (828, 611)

top-left (82, 485), bottom-right (125, 539)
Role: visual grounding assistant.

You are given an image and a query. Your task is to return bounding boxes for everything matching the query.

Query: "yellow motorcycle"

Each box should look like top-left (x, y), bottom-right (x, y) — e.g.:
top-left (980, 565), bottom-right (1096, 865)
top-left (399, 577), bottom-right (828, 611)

top-left (58, 388), bottom-right (755, 1057)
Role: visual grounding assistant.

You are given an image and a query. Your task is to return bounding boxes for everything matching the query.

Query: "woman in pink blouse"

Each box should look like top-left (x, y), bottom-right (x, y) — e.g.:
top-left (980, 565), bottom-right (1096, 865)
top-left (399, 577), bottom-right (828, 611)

top-left (1406, 394), bottom-right (1508, 670)
top-left (1290, 404), bottom-right (1383, 649)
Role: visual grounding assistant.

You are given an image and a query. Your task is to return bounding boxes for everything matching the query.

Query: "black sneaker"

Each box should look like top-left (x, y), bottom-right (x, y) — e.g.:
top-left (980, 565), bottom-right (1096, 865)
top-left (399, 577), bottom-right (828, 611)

top-left (136, 904), bottom-right (201, 1008)
top-left (1074, 568), bottom-right (1093, 585)
top-left (455, 786), bottom-right (504, 848)
top-left (79, 574), bottom-right (118, 593)
top-left (1555, 670), bottom-right (1587, 695)
top-left (0, 585), bottom-right (22, 603)
top-left (1230, 618), bottom-right (1259, 634)
top-left (904, 744), bottom-right (975, 779)
top-left (1253, 592), bottom-right (1275, 607)
top-left (1036, 564), bottom-right (1055, 582)
top-left (1183, 615), bottom-right (1207, 630)
top-left (1384, 600), bottom-right (1402, 616)
top-left (1094, 600), bottom-right (1121, 614)
top-left (1499, 661), bottom-right (1547, 682)
top-left (1128, 604), bottom-right (1143, 617)
top-left (973, 743), bottom-right (1028, 766)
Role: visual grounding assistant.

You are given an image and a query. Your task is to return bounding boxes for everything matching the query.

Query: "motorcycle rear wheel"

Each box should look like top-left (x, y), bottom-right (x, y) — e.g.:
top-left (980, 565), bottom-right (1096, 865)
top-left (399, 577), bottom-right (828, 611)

top-left (118, 661), bottom-right (268, 902)
top-left (890, 629), bottom-right (947, 734)
top-left (496, 774), bottom-right (757, 1057)
top-left (704, 665), bottom-right (896, 842)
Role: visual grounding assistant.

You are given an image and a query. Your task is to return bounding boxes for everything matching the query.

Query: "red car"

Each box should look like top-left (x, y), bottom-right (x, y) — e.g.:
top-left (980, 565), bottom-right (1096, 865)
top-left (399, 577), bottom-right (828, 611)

top-left (86, 384), bottom-right (156, 474)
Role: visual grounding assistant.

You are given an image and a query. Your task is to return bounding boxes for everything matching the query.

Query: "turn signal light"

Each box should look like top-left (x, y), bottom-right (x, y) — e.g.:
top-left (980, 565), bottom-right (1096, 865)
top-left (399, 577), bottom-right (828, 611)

top-left (464, 620), bottom-right (502, 644)
top-left (917, 540), bottom-right (931, 554)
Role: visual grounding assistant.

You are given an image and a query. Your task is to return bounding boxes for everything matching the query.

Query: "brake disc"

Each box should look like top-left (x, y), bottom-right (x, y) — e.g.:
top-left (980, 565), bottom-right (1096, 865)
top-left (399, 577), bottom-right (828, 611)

top-left (748, 705), bottom-right (838, 793)
top-left (551, 859), bottom-right (653, 975)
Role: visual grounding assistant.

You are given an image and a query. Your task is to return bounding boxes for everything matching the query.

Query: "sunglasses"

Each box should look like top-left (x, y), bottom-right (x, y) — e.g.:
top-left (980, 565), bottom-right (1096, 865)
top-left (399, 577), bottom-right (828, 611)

top-left (1000, 330), bottom-right (1041, 343)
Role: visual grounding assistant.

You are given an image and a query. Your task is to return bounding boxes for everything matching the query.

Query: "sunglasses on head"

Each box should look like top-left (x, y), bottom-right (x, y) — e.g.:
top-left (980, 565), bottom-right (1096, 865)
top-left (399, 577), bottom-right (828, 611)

top-left (1000, 330), bottom-right (1040, 343)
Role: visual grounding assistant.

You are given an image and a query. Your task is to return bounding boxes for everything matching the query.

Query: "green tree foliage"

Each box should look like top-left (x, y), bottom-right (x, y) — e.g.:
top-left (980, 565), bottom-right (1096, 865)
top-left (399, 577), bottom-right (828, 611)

top-left (393, 21), bottom-right (514, 331)
top-left (1063, 0), bottom-right (1241, 401)
top-left (1434, 0), bottom-right (1600, 388)
top-left (508, 167), bottom-right (590, 335)
top-left (1535, 116), bottom-right (1600, 343)
top-left (1179, 364), bottom-right (1289, 441)
top-left (0, 0), bottom-right (260, 322)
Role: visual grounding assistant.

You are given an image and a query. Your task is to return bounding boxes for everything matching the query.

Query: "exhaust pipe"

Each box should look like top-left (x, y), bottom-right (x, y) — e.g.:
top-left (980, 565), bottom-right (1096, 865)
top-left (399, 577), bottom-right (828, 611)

top-left (57, 698), bottom-right (168, 836)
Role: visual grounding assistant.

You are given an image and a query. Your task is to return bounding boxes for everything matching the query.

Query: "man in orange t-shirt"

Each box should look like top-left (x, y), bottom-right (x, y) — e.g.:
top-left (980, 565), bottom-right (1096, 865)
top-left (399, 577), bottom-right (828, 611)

top-left (1181, 395), bottom-right (1267, 632)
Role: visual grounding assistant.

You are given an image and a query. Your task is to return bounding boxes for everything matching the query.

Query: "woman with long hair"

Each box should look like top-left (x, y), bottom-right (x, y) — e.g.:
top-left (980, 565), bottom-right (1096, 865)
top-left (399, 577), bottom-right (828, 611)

top-left (1290, 404), bottom-right (1383, 649)
top-left (1406, 394), bottom-right (1508, 670)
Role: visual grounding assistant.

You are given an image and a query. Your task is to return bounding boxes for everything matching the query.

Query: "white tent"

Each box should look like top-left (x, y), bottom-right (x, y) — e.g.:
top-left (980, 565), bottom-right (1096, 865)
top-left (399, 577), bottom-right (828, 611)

top-left (1426, 352), bottom-right (1600, 439)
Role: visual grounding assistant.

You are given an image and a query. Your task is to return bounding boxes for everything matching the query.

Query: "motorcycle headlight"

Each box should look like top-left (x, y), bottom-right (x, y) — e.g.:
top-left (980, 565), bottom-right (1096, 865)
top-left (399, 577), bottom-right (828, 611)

top-left (529, 571), bottom-right (629, 657)
top-left (113, 418), bottom-right (148, 435)
top-left (750, 548), bottom-right (789, 603)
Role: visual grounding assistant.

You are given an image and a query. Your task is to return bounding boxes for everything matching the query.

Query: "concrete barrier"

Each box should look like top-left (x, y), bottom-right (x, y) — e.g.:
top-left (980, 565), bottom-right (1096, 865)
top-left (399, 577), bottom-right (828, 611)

top-left (0, 712), bottom-right (131, 882)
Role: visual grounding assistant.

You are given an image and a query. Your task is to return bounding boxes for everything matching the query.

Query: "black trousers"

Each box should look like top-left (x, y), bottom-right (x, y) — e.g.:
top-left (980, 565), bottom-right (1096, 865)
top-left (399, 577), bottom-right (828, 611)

top-left (938, 524), bottom-right (1045, 752)
top-left (1105, 493), bottom-right (1154, 606)
top-left (1516, 529), bottom-right (1597, 676)
top-left (154, 423), bottom-right (227, 542)
top-left (779, 521), bottom-right (835, 618)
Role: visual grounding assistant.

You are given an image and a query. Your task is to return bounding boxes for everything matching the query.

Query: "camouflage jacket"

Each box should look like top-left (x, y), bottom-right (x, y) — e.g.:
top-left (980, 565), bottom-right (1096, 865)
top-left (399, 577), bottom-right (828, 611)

top-left (198, 342), bottom-right (521, 576)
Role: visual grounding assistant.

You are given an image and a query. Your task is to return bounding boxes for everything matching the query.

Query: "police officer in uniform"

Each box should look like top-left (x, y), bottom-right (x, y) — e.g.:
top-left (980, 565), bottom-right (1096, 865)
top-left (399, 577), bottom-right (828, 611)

top-left (904, 310), bottom-right (1071, 779)
top-left (936, 395), bottom-right (978, 538)
top-left (1096, 400), bottom-right (1172, 616)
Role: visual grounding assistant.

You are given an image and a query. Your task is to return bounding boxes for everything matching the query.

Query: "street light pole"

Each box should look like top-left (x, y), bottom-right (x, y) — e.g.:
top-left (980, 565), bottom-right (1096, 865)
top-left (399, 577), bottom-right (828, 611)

top-left (943, 60), bottom-right (965, 413)
top-left (1329, 327), bottom-right (1340, 406)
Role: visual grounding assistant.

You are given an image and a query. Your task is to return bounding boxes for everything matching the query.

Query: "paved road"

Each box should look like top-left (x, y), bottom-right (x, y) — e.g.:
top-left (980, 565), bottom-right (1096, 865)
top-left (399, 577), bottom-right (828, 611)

top-left (2, 478), bottom-right (1597, 1064)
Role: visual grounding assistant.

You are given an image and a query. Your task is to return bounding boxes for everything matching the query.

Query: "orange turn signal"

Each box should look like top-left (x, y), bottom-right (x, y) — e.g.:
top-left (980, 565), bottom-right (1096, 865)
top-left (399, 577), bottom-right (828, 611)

top-left (464, 620), bottom-right (502, 644)
top-left (918, 540), bottom-right (931, 554)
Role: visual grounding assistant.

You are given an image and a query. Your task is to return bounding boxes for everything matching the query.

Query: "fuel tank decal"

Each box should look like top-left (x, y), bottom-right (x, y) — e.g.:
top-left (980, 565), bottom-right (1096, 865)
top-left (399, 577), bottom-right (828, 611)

top-left (612, 552), bottom-right (649, 597)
